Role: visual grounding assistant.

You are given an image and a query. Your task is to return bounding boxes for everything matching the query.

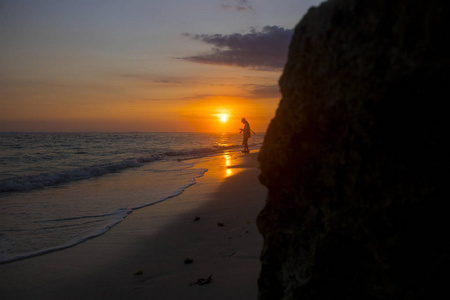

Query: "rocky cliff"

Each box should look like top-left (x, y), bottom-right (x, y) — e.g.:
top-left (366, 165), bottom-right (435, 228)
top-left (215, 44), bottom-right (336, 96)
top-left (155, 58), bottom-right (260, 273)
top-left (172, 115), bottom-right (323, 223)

top-left (257, 0), bottom-right (449, 299)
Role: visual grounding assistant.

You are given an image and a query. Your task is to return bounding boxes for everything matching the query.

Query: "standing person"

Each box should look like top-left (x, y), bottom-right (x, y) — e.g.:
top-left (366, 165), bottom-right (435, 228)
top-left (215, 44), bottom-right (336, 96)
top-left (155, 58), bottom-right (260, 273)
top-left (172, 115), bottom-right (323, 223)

top-left (240, 118), bottom-right (253, 153)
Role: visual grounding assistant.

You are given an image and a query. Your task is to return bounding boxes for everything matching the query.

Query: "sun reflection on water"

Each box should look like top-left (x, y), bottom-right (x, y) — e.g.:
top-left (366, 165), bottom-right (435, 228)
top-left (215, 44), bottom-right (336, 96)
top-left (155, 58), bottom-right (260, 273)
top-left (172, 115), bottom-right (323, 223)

top-left (216, 132), bottom-right (231, 148)
top-left (223, 152), bottom-right (233, 177)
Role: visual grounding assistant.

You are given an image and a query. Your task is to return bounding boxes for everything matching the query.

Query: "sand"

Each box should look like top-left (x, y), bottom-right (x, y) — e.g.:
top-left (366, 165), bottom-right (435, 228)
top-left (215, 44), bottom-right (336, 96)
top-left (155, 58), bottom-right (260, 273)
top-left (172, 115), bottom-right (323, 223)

top-left (0, 152), bottom-right (266, 300)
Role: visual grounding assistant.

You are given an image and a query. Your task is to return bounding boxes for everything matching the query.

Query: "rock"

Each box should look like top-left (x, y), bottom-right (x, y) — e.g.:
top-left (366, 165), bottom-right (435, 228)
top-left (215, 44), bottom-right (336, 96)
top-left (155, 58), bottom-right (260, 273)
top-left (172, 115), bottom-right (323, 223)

top-left (257, 0), bottom-right (449, 299)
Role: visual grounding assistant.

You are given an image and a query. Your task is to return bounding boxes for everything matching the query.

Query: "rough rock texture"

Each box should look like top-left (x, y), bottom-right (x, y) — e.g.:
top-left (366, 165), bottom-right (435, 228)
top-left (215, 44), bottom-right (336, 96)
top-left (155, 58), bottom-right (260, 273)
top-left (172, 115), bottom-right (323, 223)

top-left (257, 0), bottom-right (449, 299)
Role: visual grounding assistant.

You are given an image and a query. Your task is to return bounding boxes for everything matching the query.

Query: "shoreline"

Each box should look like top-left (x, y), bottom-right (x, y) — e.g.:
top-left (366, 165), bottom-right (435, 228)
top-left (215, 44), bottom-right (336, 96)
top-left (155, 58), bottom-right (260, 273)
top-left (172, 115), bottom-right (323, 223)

top-left (0, 151), bottom-right (266, 300)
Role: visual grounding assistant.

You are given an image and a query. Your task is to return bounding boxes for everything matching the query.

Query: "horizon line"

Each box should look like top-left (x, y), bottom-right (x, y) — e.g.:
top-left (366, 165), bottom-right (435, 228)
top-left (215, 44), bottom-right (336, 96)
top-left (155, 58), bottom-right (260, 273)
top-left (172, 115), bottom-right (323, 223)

top-left (0, 131), bottom-right (266, 134)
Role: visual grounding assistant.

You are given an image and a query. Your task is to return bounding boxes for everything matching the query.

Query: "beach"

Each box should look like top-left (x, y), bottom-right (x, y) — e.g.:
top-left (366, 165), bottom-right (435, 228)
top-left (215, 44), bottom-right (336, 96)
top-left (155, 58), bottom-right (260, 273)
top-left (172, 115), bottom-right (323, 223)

top-left (0, 151), bottom-right (266, 300)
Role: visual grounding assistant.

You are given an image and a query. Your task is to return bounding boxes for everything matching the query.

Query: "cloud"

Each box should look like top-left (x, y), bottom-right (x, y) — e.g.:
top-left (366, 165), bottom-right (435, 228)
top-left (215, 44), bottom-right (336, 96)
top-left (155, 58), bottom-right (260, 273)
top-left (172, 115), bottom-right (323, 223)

top-left (221, 0), bottom-right (253, 12)
top-left (163, 84), bottom-right (280, 101)
top-left (120, 74), bottom-right (185, 85)
top-left (181, 26), bottom-right (293, 71)
top-left (245, 84), bottom-right (281, 98)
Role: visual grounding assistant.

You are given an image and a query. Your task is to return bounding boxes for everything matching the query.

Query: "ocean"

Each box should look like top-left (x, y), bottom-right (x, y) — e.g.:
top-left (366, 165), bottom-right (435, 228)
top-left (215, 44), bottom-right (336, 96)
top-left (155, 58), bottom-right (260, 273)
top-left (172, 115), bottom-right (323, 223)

top-left (0, 132), bottom-right (264, 264)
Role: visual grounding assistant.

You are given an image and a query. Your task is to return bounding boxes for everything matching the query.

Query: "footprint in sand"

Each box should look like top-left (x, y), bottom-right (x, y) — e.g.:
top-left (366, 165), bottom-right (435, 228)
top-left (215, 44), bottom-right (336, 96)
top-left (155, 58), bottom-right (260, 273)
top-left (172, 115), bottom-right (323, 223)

top-left (219, 249), bottom-right (237, 258)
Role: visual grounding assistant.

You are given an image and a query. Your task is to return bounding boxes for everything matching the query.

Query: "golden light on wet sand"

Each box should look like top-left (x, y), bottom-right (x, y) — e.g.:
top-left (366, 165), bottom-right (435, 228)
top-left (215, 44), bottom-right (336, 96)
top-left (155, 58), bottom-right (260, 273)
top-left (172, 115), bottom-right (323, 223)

top-left (223, 153), bottom-right (233, 177)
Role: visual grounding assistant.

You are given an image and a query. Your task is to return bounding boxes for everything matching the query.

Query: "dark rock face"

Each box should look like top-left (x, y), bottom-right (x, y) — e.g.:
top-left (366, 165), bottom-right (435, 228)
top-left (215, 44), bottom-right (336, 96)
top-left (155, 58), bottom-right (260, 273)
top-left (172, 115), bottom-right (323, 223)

top-left (257, 0), bottom-right (449, 299)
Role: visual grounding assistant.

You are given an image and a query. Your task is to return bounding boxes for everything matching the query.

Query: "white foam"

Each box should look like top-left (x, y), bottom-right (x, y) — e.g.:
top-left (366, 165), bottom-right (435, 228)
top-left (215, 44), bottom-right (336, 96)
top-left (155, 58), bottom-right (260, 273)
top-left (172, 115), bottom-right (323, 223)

top-left (0, 208), bottom-right (132, 264)
top-left (0, 168), bottom-right (208, 265)
top-left (131, 168), bottom-right (208, 210)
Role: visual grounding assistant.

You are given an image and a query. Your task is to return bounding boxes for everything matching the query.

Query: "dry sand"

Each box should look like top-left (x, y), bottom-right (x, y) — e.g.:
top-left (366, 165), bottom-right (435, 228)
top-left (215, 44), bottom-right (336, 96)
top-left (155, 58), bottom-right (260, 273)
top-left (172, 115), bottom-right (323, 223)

top-left (0, 152), bottom-right (266, 300)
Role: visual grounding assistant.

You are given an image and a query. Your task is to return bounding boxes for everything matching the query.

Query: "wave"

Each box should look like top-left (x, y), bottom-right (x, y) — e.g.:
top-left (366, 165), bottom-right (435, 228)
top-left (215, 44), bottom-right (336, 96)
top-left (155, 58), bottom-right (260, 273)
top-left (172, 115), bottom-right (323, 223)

top-left (131, 168), bottom-right (207, 210)
top-left (0, 142), bottom-right (256, 193)
top-left (0, 169), bottom-right (208, 264)
top-left (0, 156), bottom-right (163, 193)
top-left (0, 208), bottom-right (132, 264)
top-left (163, 143), bottom-right (241, 157)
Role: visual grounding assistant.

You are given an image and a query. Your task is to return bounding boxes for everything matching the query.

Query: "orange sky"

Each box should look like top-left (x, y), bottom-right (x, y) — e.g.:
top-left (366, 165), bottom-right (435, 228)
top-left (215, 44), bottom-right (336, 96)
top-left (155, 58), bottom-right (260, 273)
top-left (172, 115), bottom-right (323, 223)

top-left (0, 66), bottom-right (281, 132)
top-left (0, 0), bottom-right (323, 133)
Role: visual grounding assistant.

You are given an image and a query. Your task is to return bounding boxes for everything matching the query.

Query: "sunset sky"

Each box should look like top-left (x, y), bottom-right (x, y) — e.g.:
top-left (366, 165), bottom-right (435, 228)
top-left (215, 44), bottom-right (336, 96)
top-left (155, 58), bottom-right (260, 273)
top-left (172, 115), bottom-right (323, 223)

top-left (0, 0), bottom-right (323, 132)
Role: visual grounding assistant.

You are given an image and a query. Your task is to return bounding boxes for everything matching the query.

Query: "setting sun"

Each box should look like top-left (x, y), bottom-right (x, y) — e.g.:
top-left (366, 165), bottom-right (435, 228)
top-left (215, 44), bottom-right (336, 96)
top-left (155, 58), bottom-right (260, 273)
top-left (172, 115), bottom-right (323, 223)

top-left (220, 114), bottom-right (228, 123)
top-left (178, 96), bottom-right (270, 132)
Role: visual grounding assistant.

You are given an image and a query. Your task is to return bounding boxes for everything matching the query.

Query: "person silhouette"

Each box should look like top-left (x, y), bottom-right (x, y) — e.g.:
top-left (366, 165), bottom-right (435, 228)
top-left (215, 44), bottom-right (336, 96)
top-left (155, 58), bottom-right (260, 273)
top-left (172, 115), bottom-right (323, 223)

top-left (240, 118), bottom-right (254, 153)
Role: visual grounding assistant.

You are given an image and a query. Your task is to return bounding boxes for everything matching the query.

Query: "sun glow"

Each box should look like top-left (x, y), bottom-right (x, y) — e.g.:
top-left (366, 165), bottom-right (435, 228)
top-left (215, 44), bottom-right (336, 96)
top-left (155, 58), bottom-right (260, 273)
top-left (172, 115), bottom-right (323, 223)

top-left (220, 113), bottom-right (228, 123)
top-left (178, 96), bottom-right (267, 132)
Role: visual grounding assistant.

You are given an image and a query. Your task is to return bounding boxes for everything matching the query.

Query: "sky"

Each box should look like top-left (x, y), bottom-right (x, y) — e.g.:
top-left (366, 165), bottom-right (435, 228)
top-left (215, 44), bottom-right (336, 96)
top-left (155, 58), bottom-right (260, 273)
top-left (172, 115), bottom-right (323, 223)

top-left (0, 0), bottom-right (324, 132)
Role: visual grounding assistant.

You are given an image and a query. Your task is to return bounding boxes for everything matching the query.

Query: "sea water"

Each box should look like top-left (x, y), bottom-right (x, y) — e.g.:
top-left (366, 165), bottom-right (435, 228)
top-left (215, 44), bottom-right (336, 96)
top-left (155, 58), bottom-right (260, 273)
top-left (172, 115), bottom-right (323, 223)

top-left (0, 132), bottom-right (263, 264)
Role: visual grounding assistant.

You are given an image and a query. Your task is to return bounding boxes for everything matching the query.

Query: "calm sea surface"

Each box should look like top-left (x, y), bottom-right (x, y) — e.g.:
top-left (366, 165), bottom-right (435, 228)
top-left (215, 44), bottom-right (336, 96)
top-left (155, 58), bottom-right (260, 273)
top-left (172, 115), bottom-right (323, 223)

top-left (0, 132), bottom-right (263, 264)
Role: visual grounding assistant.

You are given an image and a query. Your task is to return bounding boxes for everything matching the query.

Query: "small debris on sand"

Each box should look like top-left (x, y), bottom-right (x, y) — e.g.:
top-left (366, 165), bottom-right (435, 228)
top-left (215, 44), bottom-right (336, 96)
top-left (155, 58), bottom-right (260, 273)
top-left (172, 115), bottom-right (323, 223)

top-left (189, 275), bottom-right (212, 286)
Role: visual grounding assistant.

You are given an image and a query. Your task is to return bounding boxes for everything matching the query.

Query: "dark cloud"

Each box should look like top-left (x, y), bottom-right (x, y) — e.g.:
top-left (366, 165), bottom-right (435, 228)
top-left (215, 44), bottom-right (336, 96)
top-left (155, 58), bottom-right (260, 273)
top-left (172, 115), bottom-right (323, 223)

top-left (245, 84), bottom-right (281, 98)
top-left (175, 84), bottom-right (280, 100)
top-left (120, 74), bottom-right (184, 85)
top-left (221, 0), bottom-right (253, 12)
top-left (152, 79), bottom-right (183, 84)
top-left (181, 26), bottom-right (293, 71)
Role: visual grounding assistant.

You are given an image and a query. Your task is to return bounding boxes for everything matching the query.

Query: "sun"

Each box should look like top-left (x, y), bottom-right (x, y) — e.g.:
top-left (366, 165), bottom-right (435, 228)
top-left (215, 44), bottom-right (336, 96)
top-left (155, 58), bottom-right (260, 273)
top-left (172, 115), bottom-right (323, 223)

top-left (219, 113), bottom-right (228, 123)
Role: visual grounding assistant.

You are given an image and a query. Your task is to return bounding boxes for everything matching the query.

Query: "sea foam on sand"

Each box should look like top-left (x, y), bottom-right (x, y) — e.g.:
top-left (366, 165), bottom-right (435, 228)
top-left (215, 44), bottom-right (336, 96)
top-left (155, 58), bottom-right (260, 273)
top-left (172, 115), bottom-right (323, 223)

top-left (0, 152), bottom-right (266, 300)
